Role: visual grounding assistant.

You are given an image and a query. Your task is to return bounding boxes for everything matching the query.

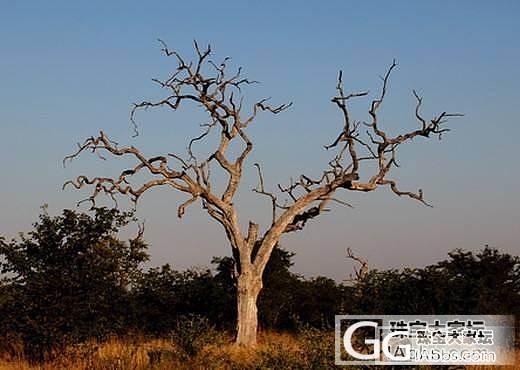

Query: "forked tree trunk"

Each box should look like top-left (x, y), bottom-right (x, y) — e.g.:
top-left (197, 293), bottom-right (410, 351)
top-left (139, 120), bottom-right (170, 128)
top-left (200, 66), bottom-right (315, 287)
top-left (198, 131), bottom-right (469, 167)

top-left (235, 272), bottom-right (263, 346)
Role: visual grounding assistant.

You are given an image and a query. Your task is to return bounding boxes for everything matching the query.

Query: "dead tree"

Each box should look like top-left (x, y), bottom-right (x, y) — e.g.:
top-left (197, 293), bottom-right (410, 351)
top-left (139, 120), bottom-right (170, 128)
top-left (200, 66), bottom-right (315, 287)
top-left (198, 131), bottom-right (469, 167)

top-left (345, 247), bottom-right (369, 282)
top-left (63, 40), bottom-right (462, 346)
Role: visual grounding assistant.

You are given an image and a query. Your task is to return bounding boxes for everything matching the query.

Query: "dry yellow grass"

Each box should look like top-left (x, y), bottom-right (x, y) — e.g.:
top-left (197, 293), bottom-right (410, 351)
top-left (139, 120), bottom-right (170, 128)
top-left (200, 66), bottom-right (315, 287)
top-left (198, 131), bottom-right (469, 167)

top-left (0, 333), bottom-right (288, 370)
top-left (0, 333), bottom-right (517, 370)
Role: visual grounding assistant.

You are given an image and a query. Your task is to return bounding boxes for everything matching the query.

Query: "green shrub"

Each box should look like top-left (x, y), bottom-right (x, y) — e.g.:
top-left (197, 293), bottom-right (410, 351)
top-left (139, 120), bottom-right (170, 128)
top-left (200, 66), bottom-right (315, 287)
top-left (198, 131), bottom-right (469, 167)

top-left (0, 207), bottom-right (148, 362)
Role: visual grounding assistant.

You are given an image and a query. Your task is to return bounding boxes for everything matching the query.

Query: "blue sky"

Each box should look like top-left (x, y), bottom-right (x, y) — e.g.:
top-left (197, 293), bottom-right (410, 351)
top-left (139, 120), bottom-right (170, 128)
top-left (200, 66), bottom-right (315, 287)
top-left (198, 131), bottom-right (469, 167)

top-left (1, 1), bottom-right (519, 280)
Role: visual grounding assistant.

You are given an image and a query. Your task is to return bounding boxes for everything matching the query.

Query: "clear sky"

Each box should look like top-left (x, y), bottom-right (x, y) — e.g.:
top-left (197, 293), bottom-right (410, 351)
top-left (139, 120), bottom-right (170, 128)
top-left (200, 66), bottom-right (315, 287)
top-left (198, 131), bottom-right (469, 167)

top-left (1, 1), bottom-right (519, 280)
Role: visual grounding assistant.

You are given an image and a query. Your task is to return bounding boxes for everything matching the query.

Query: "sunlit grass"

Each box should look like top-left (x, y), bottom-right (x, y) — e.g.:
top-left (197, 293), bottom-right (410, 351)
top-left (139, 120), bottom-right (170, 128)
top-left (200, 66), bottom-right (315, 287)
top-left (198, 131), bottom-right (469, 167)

top-left (0, 332), bottom-right (517, 369)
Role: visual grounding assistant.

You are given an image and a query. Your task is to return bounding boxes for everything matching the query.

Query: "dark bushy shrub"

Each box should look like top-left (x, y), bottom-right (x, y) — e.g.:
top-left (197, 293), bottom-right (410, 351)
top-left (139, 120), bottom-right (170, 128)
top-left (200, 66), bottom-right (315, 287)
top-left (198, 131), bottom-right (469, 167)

top-left (0, 207), bottom-right (148, 361)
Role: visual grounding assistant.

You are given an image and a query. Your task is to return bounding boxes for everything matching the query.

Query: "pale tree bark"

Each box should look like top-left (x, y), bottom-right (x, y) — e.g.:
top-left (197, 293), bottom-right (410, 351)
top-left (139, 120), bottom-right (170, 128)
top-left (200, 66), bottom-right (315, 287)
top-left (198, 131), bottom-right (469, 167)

top-left (236, 269), bottom-right (262, 345)
top-left (64, 41), bottom-right (462, 347)
top-left (345, 247), bottom-right (369, 282)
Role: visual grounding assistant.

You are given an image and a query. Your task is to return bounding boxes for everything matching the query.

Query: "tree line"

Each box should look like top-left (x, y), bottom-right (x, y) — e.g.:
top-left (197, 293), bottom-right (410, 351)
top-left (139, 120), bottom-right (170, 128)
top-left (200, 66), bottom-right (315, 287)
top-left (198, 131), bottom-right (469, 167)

top-left (0, 207), bottom-right (518, 361)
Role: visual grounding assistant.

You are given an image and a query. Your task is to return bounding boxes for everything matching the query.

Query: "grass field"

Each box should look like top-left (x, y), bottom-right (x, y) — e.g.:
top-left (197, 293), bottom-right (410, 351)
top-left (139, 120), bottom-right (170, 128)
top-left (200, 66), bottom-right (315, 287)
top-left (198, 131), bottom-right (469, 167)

top-left (0, 331), bottom-right (517, 370)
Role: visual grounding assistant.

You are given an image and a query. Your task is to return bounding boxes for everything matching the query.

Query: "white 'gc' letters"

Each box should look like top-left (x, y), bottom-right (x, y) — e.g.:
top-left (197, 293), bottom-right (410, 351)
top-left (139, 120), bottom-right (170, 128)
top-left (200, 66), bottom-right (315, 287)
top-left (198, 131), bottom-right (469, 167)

top-left (343, 321), bottom-right (410, 361)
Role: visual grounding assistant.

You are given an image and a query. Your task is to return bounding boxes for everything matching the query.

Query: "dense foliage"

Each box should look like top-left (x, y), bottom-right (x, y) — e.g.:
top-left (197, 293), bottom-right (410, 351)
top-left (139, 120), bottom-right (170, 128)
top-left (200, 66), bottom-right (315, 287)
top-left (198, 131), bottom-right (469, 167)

top-left (0, 208), bottom-right (518, 361)
top-left (351, 247), bottom-right (520, 315)
top-left (0, 207), bottom-right (148, 360)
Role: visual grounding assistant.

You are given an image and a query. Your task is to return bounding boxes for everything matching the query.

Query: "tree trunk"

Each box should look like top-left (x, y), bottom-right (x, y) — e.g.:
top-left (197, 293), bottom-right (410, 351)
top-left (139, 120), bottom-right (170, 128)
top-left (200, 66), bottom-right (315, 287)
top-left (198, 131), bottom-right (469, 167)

top-left (235, 272), bottom-right (262, 346)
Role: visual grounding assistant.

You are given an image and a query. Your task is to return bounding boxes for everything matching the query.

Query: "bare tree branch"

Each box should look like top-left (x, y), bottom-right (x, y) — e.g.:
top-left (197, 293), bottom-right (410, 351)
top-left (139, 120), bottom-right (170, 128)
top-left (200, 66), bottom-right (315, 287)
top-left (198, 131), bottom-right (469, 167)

top-left (252, 61), bottom-right (462, 274)
top-left (64, 40), bottom-right (291, 267)
top-left (252, 163), bottom-right (280, 226)
top-left (345, 247), bottom-right (369, 282)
